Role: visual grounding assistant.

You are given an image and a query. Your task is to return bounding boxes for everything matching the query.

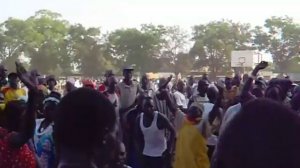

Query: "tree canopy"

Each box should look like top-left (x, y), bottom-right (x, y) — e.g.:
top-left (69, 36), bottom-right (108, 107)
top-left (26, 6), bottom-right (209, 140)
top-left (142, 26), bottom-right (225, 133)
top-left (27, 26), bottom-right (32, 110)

top-left (0, 10), bottom-right (299, 77)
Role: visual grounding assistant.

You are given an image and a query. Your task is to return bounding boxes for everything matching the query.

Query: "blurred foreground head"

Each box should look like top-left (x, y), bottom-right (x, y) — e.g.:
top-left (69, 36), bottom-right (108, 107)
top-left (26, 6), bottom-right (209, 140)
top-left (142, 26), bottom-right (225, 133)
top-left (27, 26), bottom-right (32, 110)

top-left (212, 98), bottom-right (300, 168)
top-left (54, 88), bottom-right (116, 155)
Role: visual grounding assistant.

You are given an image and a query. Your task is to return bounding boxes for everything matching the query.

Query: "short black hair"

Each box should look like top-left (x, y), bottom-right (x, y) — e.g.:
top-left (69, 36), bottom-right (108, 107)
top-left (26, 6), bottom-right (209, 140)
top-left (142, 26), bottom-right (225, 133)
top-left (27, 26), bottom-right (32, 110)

top-left (212, 98), bottom-right (300, 168)
top-left (142, 96), bottom-right (154, 108)
top-left (7, 72), bottom-right (18, 79)
top-left (54, 88), bottom-right (116, 152)
top-left (207, 85), bottom-right (219, 103)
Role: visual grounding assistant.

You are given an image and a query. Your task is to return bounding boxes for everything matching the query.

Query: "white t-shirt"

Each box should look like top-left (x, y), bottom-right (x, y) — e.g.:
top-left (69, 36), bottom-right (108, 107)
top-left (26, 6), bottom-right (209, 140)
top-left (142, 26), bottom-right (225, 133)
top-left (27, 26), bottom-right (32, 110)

top-left (219, 103), bottom-right (242, 135)
top-left (173, 91), bottom-right (188, 109)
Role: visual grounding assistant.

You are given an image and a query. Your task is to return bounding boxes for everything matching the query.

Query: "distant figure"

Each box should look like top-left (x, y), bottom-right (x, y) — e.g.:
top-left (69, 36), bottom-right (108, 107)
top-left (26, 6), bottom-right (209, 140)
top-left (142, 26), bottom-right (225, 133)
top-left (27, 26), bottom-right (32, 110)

top-left (223, 77), bottom-right (239, 108)
top-left (186, 76), bottom-right (195, 99)
top-left (82, 79), bottom-right (96, 89)
top-left (46, 75), bottom-right (57, 93)
top-left (0, 65), bottom-right (7, 88)
top-left (188, 79), bottom-right (210, 107)
top-left (139, 74), bottom-right (154, 98)
top-left (99, 70), bottom-right (114, 93)
top-left (153, 77), bottom-right (176, 125)
top-left (2, 72), bottom-right (27, 104)
top-left (64, 77), bottom-right (77, 95)
top-left (173, 80), bottom-right (188, 112)
top-left (117, 66), bottom-right (138, 114)
top-left (103, 76), bottom-right (121, 138)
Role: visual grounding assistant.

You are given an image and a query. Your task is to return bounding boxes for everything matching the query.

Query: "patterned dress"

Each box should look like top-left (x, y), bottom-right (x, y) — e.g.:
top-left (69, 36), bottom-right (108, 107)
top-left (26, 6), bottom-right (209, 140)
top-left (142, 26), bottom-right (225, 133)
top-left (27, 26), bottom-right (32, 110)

top-left (0, 127), bottom-right (36, 168)
top-left (33, 119), bottom-right (55, 168)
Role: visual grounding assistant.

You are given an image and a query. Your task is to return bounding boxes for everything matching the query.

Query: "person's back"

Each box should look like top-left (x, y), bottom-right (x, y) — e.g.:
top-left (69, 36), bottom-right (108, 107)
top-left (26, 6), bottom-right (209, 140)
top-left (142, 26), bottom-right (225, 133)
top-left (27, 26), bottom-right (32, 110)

top-left (212, 98), bottom-right (300, 168)
top-left (173, 105), bottom-right (210, 168)
top-left (174, 119), bottom-right (209, 168)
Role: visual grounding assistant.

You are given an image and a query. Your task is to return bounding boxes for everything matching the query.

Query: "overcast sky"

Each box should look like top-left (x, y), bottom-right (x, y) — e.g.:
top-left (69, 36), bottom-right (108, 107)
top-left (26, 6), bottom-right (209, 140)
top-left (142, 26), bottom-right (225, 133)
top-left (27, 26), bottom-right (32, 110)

top-left (1, 0), bottom-right (299, 62)
top-left (1, 0), bottom-right (300, 32)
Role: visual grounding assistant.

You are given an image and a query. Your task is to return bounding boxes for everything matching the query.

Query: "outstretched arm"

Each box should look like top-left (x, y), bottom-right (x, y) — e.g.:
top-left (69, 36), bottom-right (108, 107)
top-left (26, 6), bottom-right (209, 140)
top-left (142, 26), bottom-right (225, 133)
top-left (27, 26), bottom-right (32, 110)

top-left (9, 62), bottom-right (38, 148)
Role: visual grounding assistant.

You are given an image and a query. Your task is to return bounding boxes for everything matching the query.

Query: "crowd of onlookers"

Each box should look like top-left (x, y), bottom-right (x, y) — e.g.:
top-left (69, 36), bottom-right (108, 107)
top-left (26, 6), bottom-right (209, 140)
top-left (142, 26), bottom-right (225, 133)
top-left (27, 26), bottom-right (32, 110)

top-left (1, 61), bottom-right (300, 168)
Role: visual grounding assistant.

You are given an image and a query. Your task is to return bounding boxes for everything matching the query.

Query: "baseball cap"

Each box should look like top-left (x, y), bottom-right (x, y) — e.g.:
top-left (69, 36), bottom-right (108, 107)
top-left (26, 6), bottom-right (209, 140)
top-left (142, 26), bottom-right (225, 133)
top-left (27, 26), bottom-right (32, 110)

top-left (123, 65), bottom-right (134, 71)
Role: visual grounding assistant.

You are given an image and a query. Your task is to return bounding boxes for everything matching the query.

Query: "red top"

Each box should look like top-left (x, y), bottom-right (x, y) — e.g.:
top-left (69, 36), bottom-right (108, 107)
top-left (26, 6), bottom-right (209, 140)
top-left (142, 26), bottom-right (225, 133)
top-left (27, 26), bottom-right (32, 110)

top-left (98, 83), bottom-right (106, 93)
top-left (0, 127), bottom-right (36, 168)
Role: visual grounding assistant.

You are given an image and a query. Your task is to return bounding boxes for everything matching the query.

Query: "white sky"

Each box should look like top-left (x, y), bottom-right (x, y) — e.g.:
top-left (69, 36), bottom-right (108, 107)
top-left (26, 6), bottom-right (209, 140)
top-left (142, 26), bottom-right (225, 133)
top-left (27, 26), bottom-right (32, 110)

top-left (1, 0), bottom-right (300, 62)
top-left (1, 0), bottom-right (300, 32)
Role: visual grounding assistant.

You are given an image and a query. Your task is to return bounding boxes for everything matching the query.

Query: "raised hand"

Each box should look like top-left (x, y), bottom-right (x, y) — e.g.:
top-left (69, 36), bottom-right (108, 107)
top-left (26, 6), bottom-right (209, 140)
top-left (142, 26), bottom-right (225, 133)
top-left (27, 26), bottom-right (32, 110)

top-left (158, 75), bottom-right (173, 91)
top-left (252, 61), bottom-right (268, 76)
top-left (16, 62), bottom-right (37, 90)
top-left (256, 61), bottom-right (268, 70)
top-left (167, 75), bottom-right (173, 83)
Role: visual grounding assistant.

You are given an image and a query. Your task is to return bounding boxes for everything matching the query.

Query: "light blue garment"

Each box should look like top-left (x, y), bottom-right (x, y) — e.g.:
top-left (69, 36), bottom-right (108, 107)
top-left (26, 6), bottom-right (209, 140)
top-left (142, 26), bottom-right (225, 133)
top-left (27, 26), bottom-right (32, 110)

top-left (34, 119), bottom-right (55, 168)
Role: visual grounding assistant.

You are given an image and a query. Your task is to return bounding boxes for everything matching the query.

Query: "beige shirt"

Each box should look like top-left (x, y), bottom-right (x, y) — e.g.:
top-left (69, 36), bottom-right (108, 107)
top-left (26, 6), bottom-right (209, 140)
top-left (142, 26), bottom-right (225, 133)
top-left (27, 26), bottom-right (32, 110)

top-left (117, 82), bottom-right (138, 109)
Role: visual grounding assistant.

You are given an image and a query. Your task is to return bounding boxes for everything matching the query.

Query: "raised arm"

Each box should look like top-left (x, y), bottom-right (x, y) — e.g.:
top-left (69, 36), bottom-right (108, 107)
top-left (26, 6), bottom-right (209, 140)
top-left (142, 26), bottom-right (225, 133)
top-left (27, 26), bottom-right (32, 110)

top-left (240, 61), bottom-right (268, 104)
top-left (9, 62), bottom-right (38, 148)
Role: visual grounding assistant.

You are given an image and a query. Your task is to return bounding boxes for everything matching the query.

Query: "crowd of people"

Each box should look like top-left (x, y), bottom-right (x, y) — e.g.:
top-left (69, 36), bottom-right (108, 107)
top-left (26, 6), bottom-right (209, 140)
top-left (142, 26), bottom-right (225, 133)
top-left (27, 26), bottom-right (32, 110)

top-left (1, 61), bottom-right (300, 168)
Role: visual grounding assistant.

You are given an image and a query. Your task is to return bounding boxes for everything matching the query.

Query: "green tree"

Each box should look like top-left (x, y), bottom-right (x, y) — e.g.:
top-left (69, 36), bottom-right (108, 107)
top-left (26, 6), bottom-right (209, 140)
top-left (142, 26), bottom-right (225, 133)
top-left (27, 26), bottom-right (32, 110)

top-left (190, 20), bottom-right (253, 79)
top-left (175, 52), bottom-right (194, 75)
top-left (25, 10), bottom-right (70, 75)
top-left (253, 16), bottom-right (300, 73)
top-left (0, 18), bottom-right (34, 71)
top-left (107, 28), bottom-right (160, 73)
top-left (160, 26), bottom-right (189, 74)
top-left (68, 24), bottom-right (114, 76)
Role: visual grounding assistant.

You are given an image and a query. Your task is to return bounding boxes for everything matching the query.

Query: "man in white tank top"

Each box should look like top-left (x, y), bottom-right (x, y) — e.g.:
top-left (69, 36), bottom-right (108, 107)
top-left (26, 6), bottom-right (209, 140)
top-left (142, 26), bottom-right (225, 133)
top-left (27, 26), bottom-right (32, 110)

top-left (135, 97), bottom-right (175, 168)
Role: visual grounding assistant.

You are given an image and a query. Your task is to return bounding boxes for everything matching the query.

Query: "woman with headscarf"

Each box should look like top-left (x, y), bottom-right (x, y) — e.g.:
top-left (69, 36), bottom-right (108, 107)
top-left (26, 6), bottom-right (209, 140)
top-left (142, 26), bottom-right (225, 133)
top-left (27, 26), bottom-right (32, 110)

top-left (33, 91), bottom-right (61, 168)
